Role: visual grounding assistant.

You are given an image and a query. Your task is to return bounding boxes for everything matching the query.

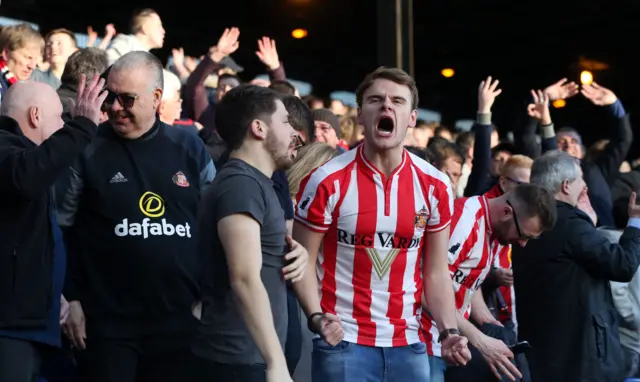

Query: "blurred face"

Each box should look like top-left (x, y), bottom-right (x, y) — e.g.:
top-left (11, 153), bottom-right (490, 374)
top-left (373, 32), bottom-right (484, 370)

top-left (493, 201), bottom-right (544, 248)
top-left (557, 134), bottom-right (583, 159)
top-left (490, 150), bottom-right (511, 177)
top-left (563, 165), bottom-right (586, 206)
top-left (357, 78), bottom-right (417, 152)
top-left (265, 100), bottom-right (299, 170)
top-left (143, 13), bottom-right (165, 49)
top-left (314, 121), bottom-right (339, 148)
top-left (499, 166), bottom-right (530, 193)
top-left (105, 67), bottom-right (162, 137)
top-left (330, 99), bottom-right (347, 116)
top-left (441, 156), bottom-right (463, 193)
top-left (413, 127), bottom-right (433, 148)
top-left (160, 90), bottom-right (182, 124)
top-left (46, 33), bottom-right (77, 66)
top-left (3, 41), bottom-right (40, 80)
top-left (216, 76), bottom-right (241, 102)
top-left (310, 99), bottom-right (324, 110)
top-left (437, 129), bottom-right (453, 142)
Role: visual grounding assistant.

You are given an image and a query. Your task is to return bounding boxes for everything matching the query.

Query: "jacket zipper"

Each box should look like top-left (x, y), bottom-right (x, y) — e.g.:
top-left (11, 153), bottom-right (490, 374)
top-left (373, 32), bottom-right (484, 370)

top-left (11, 248), bottom-right (17, 291)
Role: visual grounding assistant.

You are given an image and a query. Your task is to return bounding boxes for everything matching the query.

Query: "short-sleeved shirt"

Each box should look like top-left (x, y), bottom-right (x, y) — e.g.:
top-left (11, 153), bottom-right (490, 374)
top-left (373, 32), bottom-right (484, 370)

top-left (193, 158), bottom-right (288, 365)
top-left (295, 144), bottom-right (453, 347)
top-left (422, 195), bottom-right (495, 356)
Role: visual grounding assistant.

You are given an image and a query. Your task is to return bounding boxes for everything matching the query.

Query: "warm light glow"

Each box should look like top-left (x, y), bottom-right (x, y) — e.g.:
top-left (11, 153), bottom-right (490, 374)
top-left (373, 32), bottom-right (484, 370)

top-left (580, 70), bottom-right (593, 85)
top-left (291, 28), bottom-right (308, 39)
top-left (552, 99), bottom-right (566, 108)
top-left (441, 68), bottom-right (455, 78)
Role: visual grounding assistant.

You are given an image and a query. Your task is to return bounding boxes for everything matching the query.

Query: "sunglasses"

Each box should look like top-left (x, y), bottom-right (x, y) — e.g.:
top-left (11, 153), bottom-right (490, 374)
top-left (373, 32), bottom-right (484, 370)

top-left (102, 90), bottom-right (139, 111)
top-left (506, 200), bottom-right (538, 240)
top-left (505, 177), bottom-right (526, 185)
top-left (293, 135), bottom-right (306, 150)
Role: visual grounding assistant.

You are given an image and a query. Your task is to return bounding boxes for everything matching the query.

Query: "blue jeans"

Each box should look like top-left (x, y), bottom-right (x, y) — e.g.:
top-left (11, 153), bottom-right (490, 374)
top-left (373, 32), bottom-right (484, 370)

top-left (429, 356), bottom-right (446, 382)
top-left (312, 339), bottom-right (430, 382)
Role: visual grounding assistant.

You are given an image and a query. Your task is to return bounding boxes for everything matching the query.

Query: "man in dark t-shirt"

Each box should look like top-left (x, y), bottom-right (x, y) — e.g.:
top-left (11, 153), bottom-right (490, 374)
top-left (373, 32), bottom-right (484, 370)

top-left (192, 85), bottom-right (309, 382)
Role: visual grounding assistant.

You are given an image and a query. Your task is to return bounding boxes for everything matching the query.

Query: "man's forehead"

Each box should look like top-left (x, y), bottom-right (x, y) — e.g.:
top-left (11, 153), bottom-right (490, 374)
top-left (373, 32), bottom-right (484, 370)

top-left (107, 68), bottom-right (148, 91)
top-left (365, 78), bottom-right (411, 98)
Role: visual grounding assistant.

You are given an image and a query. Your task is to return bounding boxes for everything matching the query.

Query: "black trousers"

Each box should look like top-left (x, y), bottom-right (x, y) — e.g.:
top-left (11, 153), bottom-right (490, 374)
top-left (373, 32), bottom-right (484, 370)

top-left (74, 332), bottom-right (194, 382)
top-left (284, 287), bottom-right (302, 375)
top-left (190, 355), bottom-right (267, 382)
top-left (0, 337), bottom-right (44, 382)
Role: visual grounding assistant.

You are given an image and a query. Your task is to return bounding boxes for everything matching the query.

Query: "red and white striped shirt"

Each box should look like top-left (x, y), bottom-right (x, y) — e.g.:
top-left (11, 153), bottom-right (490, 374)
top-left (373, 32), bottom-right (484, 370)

top-left (295, 145), bottom-right (453, 347)
top-left (422, 196), bottom-right (495, 356)
top-left (484, 184), bottom-right (517, 330)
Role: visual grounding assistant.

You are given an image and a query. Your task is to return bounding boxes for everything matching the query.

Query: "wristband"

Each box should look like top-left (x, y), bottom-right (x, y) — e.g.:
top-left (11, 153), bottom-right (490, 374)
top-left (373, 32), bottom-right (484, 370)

top-left (307, 312), bottom-right (324, 333)
top-left (437, 328), bottom-right (461, 343)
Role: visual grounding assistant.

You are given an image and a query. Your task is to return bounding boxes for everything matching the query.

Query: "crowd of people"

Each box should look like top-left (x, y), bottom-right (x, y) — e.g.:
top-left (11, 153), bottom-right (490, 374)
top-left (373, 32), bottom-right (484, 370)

top-left (1, 6), bottom-right (640, 382)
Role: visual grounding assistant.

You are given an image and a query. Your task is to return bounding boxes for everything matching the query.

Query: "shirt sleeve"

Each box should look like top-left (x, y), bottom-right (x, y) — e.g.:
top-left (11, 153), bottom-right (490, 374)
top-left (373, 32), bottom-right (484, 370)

top-left (216, 174), bottom-right (267, 226)
top-left (294, 168), bottom-right (338, 232)
top-left (426, 177), bottom-right (454, 232)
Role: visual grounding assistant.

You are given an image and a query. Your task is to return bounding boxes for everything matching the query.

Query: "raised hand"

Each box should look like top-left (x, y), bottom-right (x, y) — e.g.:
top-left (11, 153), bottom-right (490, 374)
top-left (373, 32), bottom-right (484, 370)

top-left (104, 23), bottom-right (116, 38)
top-left (86, 26), bottom-right (98, 47)
top-left (581, 82), bottom-right (618, 106)
top-left (527, 89), bottom-right (551, 124)
top-left (578, 187), bottom-right (597, 225)
top-left (478, 76), bottom-right (502, 114)
top-left (544, 78), bottom-right (579, 101)
top-left (210, 27), bottom-right (240, 63)
top-left (71, 74), bottom-right (108, 126)
top-left (172, 47), bottom-right (185, 67)
top-left (256, 37), bottom-right (280, 70)
top-left (628, 192), bottom-right (640, 219)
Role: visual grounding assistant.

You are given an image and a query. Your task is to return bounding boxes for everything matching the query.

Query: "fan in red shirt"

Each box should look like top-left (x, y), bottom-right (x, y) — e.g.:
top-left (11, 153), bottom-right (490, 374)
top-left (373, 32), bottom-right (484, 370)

top-left (484, 155), bottom-right (533, 332)
top-left (423, 183), bottom-right (556, 381)
top-left (293, 67), bottom-right (470, 382)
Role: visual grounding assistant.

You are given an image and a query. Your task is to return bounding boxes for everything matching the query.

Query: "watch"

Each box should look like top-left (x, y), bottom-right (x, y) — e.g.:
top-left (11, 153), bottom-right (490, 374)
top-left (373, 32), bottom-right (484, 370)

top-left (437, 328), bottom-right (461, 343)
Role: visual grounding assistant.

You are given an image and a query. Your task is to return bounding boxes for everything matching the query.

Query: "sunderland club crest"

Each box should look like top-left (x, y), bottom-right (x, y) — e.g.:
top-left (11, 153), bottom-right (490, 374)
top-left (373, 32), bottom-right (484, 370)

top-left (414, 205), bottom-right (429, 230)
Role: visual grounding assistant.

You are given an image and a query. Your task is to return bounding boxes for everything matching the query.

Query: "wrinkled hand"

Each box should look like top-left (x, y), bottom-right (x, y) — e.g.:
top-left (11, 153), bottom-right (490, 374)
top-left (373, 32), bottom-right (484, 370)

top-left (544, 78), bottom-right (579, 101)
top-left (104, 23), bottom-right (116, 38)
top-left (578, 187), bottom-right (597, 225)
top-left (62, 301), bottom-right (87, 350)
top-left (172, 47), bottom-right (185, 67)
top-left (283, 236), bottom-right (308, 282)
top-left (478, 76), bottom-right (502, 114)
top-left (477, 335), bottom-right (522, 381)
top-left (494, 268), bottom-right (514, 287)
top-left (256, 37), bottom-right (280, 70)
top-left (210, 27), bottom-right (240, 62)
top-left (628, 191), bottom-right (640, 219)
top-left (310, 313), bottom-right (344, 346)
top-left (60, 295), bottom-right (70, 325)
top-left (527, 89), bottom-right (551, 124)
top-left (86, 26), bottom-right (98, 47)
top-left (441, 335), bottom-right (472, 366)
top-left (70, 74), bottom-right (108, 126)
top-left (581, 82), bottom-right (617, 106)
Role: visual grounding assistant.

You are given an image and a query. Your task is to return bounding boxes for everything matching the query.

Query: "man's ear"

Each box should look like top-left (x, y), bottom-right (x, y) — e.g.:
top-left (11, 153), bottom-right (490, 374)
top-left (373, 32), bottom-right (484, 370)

top-left (1, 47), bottom-right (10, 62)
top-left (408, 109), bottom-right (418, 128)
top-left (152, 88), bottom-right (163, 110)
top-left (28, 106), bottom-right (40, 129)
top-left (249, 119), bottom-right (267, 140)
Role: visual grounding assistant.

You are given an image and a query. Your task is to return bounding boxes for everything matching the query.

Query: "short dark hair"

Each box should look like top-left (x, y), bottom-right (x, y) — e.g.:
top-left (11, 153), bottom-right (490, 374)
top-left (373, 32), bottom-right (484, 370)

top-left (61, 47), bottom-right (109, 86)
top-left (426, 140), bottom-right (463, 170)
top-left (130, 8), bottom-right (158, 34)
top-left (45, 28), bottom-right (78, 48)
top-left (456, 131), bottom-right (475, 154)
top-left (269, 80), bottom-right (296, 96)
top-left (510, 183), bottom-right (557, 232)
top-left (282, 95), bottom-right (313, 139)
top-left (215, 85), bottom-right (281, 151)
top-left (356, 67), bottom-right (419, 109)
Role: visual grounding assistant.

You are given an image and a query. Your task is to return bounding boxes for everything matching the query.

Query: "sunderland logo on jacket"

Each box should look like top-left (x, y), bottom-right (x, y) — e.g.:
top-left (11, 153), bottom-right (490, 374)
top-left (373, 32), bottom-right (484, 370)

top-left (114, 191), bottom-right (192, 239)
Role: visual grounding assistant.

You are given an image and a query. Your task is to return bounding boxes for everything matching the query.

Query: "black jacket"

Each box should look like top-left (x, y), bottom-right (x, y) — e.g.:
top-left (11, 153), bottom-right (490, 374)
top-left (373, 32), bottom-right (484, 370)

top-left (513, 201), bottom-right (640, 382)
top-left (0, 115), bottom-right (97, 328)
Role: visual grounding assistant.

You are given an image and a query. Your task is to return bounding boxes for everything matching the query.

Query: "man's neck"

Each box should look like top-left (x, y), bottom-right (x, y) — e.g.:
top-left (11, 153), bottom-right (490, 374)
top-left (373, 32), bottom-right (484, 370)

top-left (134, 33), bottom-right (153, 51)
top-left (554, 193), bottom-right (575, 207)
top-left (362, 143), bottom-right (404, 178)
top-left (488, 195), bottom-right (507, 232)
top-left (230, 145), bottom-right (276, 178)
top-left (117, 117), bottom-right (156, 140)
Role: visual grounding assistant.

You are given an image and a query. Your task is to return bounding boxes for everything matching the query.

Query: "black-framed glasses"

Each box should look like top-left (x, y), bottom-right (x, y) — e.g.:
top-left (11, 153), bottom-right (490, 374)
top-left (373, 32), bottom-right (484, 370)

top-left (293, 135), bottom-right (306, 150)
top-left (506, 200), bottom-right (538, 240)
top-left (505, 177), bottom-right (526, 185)
top-left (102, 90), bottom-right (139, 110)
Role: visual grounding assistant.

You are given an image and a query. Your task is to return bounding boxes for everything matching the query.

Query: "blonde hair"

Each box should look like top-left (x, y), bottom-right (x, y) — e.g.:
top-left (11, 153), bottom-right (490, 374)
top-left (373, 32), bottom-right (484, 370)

top-left (0, 23), bottom-right (44, 53)
top-left (287, 142), bottom-right (339, 200)
top-left (500, 154), bottom-right (533, 177)
top-left (339, 115), bottom-right (357, 141)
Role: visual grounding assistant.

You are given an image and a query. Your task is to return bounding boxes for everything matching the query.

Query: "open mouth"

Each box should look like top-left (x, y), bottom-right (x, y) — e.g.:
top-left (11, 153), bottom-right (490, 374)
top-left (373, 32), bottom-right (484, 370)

top-left (377, 116), bottom-right (395, 135)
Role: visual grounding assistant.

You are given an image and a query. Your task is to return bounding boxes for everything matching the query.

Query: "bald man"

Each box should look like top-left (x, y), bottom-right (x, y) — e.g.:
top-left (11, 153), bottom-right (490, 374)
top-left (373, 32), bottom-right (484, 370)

top-left (0, 76), bottom-right (106, 382)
